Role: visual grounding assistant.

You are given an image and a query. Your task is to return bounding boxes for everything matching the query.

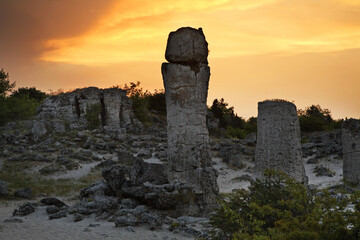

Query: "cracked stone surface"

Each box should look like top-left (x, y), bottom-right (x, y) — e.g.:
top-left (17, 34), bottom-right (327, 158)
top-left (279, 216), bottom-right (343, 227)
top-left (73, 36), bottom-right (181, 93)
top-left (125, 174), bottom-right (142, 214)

top-left (161, 27), bottom-right (218, 215)
top-left (342, 119), bottom-right (360, 184)
top-left (35, 87), bottom-right (133, 131)
top-left (165, 27), bottom-right (208, 64)
top-left (255, 101), bottom-right (307, 183)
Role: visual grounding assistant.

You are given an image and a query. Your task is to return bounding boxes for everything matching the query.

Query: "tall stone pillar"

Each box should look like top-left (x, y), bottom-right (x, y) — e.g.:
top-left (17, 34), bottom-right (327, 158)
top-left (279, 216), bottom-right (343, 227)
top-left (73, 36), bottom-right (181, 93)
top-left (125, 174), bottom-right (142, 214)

top-left (161, 27), bottom-right (218, 215)
top-left (255, 100), bottom-right (307, 183)
top-left (342, 119), bottom-right (360, 184)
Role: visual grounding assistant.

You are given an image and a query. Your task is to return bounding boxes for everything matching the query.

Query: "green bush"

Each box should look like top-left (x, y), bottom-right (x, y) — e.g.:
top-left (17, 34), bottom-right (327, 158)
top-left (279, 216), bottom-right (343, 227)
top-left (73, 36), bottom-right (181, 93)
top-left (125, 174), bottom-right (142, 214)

top-left (225, 126), bottom-right (247, 139)
top-left (209, 98), bottom-right (256, 138)
top-left (85, 103), bottom-right (102, 129)
top-left (11, 87), bottom-right (48, 102)
top-left (210, 170), bottom-right (360, 240)
top-left (298, 105), bottom-right (342, 132)
top-left (148, 89), bottom-right (166, 114)
top-left (0, 95), bottom-right (41, 126)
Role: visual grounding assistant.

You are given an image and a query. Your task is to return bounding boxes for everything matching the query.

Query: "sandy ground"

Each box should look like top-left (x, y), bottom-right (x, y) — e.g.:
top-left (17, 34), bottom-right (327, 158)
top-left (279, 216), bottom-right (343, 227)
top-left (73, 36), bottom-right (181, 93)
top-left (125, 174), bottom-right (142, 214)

top-left (0, 200), bottom-right (193, 240)
top-left (0, 153), bottom-right (344, 239)
top-left (304, 155), bottom-right (343, 188)
top-left (213, 157), bottom-right (252, 193)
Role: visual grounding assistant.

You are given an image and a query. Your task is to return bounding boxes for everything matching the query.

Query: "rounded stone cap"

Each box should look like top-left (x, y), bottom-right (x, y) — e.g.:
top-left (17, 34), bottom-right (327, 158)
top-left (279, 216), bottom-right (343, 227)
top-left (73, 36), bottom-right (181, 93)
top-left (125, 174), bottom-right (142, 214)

top-left (258, 100), bottom-right (297, 114)
top-left (165, 27), bottom-right (208, 64)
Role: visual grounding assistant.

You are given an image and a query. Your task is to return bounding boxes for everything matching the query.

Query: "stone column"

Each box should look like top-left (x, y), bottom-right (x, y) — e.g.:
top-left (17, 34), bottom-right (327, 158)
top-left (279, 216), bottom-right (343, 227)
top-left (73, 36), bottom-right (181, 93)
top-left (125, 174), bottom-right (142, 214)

top-left (342, 119), bottom-right (360, 184)
top-left (255, 100), bottom-right (307, 183)
top-left (161, 27), bottom-right (218, 215)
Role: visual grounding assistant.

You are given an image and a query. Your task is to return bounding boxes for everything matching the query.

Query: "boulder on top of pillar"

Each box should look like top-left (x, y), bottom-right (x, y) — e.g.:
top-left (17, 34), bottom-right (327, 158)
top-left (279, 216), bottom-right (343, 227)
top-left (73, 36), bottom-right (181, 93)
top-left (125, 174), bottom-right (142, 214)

top-left (165, 27), bottom-right (208, 64)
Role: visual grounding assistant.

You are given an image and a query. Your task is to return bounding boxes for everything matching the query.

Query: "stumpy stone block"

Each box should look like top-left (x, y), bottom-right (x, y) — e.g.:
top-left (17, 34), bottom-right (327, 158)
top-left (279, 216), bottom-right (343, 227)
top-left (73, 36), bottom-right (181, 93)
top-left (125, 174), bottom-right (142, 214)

top-left (342, 119), bottom-right (360, 184)
top-left (161, 27), bottom-right (218, 215)
top-left (165, 27), bottom-right (208, 64)
top-left (255, 101), bottom-right (307, 183)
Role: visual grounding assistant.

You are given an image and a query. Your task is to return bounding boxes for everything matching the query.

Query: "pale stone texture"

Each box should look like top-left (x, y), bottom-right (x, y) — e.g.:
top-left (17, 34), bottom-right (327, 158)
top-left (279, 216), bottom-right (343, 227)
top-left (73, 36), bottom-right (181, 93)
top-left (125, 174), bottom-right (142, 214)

top-left (342, 119), bottom-right (360, 184)
top-left (165, 27), bottom-right (208, 64)
top-left (35, 87), bottom-right (133, 130)
top-left (255, 101), bottom-right (307, 183)
top-left (162, 27), bottom-right (218, 215)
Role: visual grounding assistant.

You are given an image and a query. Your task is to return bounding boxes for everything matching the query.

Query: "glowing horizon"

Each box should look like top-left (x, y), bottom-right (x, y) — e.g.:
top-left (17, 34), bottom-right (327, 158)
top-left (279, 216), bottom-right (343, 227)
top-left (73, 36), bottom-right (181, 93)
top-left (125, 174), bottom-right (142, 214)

top-left (1, 0), bottom-right (360, 119)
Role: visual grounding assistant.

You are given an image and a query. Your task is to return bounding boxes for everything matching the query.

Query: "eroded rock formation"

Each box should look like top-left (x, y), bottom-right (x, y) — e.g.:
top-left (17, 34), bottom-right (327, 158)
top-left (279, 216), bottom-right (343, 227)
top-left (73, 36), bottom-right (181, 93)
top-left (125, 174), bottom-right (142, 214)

top-left (161, 27), bottom-right (219, 215)
top-left (342, 119), bottom-right (360, 184)
top-left (255, 100), bottom-right (307, 183)
top-left (32, 87), bottom-right (136, 140)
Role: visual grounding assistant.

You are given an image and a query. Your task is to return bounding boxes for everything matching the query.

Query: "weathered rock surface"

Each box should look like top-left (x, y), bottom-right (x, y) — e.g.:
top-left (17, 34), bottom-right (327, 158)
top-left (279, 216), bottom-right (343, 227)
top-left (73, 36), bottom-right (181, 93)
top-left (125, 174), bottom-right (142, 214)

top-left (0, 179), bottom-right (8, 197)
top-left (13, 202), bottom-right (37, 216)
top-left (255, 101), bottom-right (307, 183)
top-left (14, 187), bottom-right (33, 199)
top-left (162, 27), bottom-right (218, 215)
top-left (165, 27), bottom-right (208, 64)
top-left (40, 197), bottom-right (67, 208)
top-left (33, 87), bottom-right (136, 138)
top-left (342, 119), bottom-right (360, 184)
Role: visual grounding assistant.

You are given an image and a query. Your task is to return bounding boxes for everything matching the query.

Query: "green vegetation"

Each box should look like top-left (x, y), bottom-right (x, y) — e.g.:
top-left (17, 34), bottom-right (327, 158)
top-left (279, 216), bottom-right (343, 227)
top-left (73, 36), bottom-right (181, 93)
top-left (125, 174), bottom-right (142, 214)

top-left (119, 81), bottom-right (166, 126)
top-left (85, 103), bottom-right (102, 129)
top-left (298, 105), bottom-right (342, 132)
top-left (209, 98), bottom-right (257, 139)
top-left (0, 159), bottom-right (102, 198)
top-left (0, 69), bottom-right (48, 126)
top-left (211, 170), bottom-right (360, 240)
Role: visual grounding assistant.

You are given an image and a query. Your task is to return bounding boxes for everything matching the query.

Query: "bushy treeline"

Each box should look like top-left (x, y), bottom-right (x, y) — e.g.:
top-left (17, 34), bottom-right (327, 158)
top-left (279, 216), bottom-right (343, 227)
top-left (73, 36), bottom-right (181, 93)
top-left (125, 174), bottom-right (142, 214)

top-left (209, 98), bottom-right (257, 139)
top-left (0, 69), bottom-right (48, 126)
top-left (115, 81), bottom-right (166, 126)
top-left (298, 105), bottom-right (342, 132)
top-left (211, 170), bottom-right (360, 240)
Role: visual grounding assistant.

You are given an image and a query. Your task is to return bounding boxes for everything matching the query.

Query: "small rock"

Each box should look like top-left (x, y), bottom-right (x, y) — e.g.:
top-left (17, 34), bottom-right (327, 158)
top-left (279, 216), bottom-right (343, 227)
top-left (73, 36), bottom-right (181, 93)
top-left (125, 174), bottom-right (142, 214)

top-left (4, 218), bottom-right (23, 223)
top-left (88, 223), bottom-right (100, 227)
top-left (40, 197), bottom-right (67, 208)
top-left (115, 214), bottom-right (139, 227)
top-left (14, 187), bottom-right (33, 199)
top-left (48, 210), bottom-right (67, 220)
top-left (0, 179), bottom-right (8, 197)
top-left (73, 213), bottom-right (84, 222)
top-left (126, 226), bottom-right (135, 232)
top-left (46, 205), bottom-right (59, 214)
top-left (13, 202), bottom-right (36, 216)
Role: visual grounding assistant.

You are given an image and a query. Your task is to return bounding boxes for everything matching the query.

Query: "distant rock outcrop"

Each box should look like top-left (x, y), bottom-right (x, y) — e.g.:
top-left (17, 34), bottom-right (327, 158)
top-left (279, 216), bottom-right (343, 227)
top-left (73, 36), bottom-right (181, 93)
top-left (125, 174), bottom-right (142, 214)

top-left (342, 119), bottom-right (360, 184)
top-left (31, 87), bottom-right (138, 140)
top-left (255, 100), bottom-right (307, 183)
top-left (162, 27), bottom-right (219, 215)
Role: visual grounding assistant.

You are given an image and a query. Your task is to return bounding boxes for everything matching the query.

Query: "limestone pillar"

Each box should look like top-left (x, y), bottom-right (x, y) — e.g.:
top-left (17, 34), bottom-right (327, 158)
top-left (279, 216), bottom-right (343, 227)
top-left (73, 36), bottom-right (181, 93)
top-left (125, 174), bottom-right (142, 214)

top-left (342, 119), bottom-right (360, 184)
top-left (255, 100), bottom-right (307, 183)
top-left (161, 27), bottom-right (218, 214)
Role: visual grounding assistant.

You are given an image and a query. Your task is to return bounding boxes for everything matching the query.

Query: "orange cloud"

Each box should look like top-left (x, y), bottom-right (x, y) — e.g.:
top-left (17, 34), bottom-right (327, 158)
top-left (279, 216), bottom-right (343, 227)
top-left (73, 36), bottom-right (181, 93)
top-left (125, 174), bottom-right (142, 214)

top-left (39, 0), bottom-right (360, 65)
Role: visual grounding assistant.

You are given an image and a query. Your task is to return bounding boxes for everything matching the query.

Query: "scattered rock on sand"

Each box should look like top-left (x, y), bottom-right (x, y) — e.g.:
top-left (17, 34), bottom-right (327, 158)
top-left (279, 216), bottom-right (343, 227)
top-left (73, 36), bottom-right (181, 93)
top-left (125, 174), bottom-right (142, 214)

top-left (40, 197), bottom-right (67, 208)
top-left (13, 202), bottom-right (36, 216)
top-left (14, 187), bottom-right (33, 199)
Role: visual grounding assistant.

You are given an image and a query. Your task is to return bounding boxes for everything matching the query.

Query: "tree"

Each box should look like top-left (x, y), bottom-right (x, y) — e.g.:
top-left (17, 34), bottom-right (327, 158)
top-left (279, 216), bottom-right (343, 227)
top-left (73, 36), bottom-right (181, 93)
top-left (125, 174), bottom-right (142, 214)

top-left (298, 105), bottom-right (341, 132)
top-left (10, 87), bottom-right (48, 102)
top-left (0, 68), bottom-right (15, 98)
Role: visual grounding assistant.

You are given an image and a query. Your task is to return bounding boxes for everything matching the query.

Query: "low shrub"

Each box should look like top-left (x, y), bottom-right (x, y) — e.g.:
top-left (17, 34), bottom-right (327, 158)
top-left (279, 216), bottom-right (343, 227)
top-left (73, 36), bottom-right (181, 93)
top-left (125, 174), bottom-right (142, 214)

top-left (211, 170), bottom-right (360, 240)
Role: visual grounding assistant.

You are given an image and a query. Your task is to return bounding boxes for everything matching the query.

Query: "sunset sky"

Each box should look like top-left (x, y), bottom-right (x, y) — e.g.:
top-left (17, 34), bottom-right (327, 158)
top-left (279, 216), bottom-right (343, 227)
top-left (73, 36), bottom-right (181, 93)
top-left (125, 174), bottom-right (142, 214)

top-left (1, 0), bottom-right (359, 119)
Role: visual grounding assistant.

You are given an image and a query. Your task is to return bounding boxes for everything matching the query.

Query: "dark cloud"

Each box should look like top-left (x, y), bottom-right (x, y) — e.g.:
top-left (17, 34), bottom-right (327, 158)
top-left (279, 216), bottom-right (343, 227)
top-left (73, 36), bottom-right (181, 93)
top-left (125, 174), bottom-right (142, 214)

top-left (0, 0), bottom-right (115, 66)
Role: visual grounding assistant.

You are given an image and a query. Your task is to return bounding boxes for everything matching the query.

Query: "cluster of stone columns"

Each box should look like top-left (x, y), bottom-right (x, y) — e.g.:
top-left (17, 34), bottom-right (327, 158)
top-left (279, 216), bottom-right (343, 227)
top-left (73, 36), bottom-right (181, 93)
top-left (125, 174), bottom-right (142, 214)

top-left (161, 27), bottom-right (218, 215)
